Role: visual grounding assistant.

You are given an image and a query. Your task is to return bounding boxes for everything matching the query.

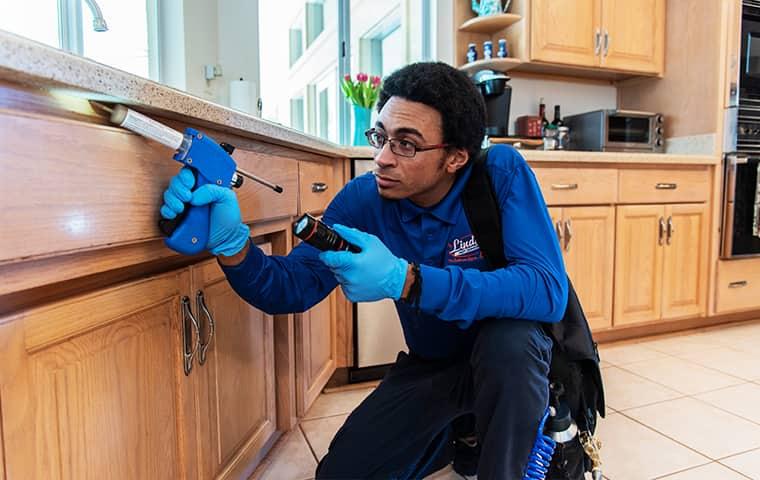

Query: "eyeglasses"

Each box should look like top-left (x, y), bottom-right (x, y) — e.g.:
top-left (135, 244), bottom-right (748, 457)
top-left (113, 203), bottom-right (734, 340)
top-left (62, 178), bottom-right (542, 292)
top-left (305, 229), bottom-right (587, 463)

top-left (364, 128), bottom-right (449, 158)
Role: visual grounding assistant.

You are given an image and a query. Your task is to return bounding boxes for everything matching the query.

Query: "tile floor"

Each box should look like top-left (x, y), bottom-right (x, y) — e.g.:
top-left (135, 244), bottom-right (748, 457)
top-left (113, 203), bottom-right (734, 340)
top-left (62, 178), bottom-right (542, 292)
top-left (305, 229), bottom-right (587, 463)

top-left (251, 319), bottom-right (760, 480)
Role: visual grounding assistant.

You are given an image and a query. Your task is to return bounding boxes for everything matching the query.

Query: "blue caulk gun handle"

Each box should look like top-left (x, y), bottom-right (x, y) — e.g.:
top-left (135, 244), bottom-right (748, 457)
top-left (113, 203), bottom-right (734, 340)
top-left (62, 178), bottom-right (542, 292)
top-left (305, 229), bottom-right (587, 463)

top-left (158, 128), bottom-right (239, 255)
top-left (99, 103), bottom-right (282, 256)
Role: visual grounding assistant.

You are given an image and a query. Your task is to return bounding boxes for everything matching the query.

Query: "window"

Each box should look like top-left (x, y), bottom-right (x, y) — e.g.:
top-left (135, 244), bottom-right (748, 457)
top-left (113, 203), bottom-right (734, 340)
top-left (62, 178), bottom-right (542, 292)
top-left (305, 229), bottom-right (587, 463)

top-left (257, 0), bottom-right (433, 144)
top-left (81, 0), bottom-right (154, 79)
top-left (0, 0), bottom-right (157, 80)
top-left (290, 95), bottom-right (305, 132)
top-left (0, 0), bottom-right (59, 48)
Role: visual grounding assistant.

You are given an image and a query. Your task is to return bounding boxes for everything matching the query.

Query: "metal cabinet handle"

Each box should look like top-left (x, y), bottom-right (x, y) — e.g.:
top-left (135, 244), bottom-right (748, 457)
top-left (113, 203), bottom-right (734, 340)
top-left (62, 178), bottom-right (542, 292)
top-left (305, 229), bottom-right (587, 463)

top-left (666, 216), bottom-right (674, 245)
top-left (196, 290), bottom-right (215, 365)
top-left (181, 296), bottom-right (200, 376)
top-left (728, 280), bottom-right (748, 288)
top-left (594, 29), bottom-right (602, 55)
top-left (658, 216), bottom-right (665, 246)
top-left (603, 30), bottom-right (609, 56)
top-left (564, 218), bottom-right (573, 252)
top-left (551, 183), bottom-right (578, 190)
top-left (312, 182), bottom-right (328, 193)
top-left (655, 183), bottom-right (678, 190)
top-left (555, 220), bottom-right (564, 244)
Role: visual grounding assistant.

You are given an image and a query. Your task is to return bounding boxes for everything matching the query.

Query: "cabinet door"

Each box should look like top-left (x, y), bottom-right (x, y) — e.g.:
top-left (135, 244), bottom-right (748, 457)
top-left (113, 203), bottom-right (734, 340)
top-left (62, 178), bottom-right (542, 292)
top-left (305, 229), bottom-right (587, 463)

top-left (0, 270), bottom-right (199, 479)
top-left (295, 291), bottom-right (337, 415)
top-left (661, 204), bottom-right (709, 320)
top-left (193, 246), bottom-right (277, 480)
top-left (563, 206), bottom-right (615, 330)
top-left (600, 0), bottom-right (665, 73)
top-left (531, 0), bottom-right (601, 67)
top-left (614, 205), bottom-right (665, 326)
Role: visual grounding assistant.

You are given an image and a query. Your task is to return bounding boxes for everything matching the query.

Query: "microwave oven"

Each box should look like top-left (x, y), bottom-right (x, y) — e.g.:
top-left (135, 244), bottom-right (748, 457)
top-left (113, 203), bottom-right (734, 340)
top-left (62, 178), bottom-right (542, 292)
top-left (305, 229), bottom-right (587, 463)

top-left (563, 109), bottom-right (665, 153)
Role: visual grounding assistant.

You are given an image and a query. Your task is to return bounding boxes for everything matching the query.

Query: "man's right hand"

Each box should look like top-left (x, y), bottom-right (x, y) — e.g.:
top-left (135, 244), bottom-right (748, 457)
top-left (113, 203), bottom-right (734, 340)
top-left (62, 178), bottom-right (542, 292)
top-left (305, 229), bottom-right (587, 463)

top-left (160, 167), bottom-right (250, 257)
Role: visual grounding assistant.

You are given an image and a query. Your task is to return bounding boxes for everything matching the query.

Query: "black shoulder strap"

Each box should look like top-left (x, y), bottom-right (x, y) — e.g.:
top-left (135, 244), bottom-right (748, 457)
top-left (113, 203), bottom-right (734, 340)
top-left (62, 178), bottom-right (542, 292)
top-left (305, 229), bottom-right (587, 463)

top-left (462, 146), bottom-right (606, 419)
top-left (461, 147), bottom-right (507, 269)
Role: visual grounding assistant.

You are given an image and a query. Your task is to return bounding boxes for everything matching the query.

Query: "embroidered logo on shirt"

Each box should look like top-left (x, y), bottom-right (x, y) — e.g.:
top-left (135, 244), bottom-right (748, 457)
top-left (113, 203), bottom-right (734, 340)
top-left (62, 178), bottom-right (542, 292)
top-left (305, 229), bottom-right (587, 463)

top-left (447, 234), bottom-right (482, 263)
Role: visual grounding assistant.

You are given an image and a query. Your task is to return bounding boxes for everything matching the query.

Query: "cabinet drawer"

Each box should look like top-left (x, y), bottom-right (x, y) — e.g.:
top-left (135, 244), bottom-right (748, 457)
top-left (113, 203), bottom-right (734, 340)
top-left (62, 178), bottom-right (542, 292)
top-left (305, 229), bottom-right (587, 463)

top-left (299, 161), bottom-right (337, 213)
top-left (234, 150), bottom-right (298, 223)
top-left (533, 167), bottom-right (618, 205)
top-left (618, 168), bottom-right (710, 204)
top-left (715, 258), bottom-right (760, 314)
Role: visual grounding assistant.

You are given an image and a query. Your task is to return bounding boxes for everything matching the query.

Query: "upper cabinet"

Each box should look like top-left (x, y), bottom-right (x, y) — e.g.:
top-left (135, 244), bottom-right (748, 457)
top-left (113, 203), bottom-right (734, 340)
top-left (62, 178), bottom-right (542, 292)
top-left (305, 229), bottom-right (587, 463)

top-left (598, 0), bottom-right (665, 74)
top-left (531, 0), bottom-right (601, 67)
top-left (456, 0), bottom-right (665, 78)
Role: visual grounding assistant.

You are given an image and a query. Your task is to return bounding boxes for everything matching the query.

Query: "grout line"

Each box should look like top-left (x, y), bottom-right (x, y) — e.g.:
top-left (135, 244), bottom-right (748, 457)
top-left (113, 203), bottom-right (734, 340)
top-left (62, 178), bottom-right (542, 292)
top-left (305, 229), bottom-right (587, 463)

top-left (649, 461), bottom-right (718, 480)
top-left (616, 410), bottom-right (718, 462)
top-left (298, 424), bottom-right (320, 463)
top-left (689, 389), bottom-right (760, 429)
top-left (301, 411), bottom-right (353, 422)
top-left (612, 393), bottom-right (690, 413)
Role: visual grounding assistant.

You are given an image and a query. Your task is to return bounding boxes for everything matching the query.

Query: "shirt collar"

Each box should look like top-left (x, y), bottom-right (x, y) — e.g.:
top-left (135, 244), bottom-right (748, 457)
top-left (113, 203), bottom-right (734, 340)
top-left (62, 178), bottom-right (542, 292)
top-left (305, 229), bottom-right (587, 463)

top-left (398, 162), bottom-right (474, 225)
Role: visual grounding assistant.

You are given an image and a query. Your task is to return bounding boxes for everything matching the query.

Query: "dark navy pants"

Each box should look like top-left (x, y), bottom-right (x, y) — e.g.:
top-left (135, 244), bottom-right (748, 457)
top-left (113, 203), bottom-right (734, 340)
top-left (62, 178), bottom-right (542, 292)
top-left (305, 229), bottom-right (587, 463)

top-left (315, 319), bottom-right (553, 480)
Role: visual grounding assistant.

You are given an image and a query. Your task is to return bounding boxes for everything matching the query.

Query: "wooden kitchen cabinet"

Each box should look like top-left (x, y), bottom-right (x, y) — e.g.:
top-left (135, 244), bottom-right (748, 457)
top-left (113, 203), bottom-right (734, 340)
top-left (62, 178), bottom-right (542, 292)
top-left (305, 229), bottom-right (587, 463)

top-left (0, 269), bottom-right (200, 480)
top-left (600, 0), bottom-right (665, 73)
top-left (295, 291), bottom-right (338, 416)
top-left (531, 0), bottom-right (601, 67)
top-left (549, 206), bottom-right (615, 330)
top-left (526, 0), bottom-right (664, 74)
top-left (614, 203), bottom-right (708, 326)
top-left (192, 245), bottom-right (277, 480)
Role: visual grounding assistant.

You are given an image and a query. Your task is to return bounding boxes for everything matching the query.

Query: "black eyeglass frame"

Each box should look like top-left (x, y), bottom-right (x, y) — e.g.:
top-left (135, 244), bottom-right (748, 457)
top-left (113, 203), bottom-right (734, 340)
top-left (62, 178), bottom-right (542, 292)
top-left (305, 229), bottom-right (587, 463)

top-left (364, 128), bottom-right (450, 158)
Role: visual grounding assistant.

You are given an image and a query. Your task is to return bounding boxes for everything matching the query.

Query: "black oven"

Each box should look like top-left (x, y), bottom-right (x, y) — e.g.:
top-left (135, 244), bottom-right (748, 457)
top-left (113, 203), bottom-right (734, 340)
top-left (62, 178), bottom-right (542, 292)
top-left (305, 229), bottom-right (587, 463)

top-left (741, 1), bottom-right (760, 95)
top-left (721, 154), bottom-right (760, 257)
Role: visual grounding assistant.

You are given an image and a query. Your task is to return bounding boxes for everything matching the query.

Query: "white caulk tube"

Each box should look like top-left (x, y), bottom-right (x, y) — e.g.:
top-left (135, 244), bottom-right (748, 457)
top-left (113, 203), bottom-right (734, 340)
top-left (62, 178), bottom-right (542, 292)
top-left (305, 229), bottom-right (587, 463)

top-left (109, 104), bottom-right (185, 150)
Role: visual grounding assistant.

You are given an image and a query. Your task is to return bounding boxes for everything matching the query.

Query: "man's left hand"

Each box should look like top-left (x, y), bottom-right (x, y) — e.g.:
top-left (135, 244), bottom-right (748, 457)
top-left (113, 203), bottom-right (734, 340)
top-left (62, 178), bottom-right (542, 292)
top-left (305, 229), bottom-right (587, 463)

top-left (319, 224), bottom-right (408, 302)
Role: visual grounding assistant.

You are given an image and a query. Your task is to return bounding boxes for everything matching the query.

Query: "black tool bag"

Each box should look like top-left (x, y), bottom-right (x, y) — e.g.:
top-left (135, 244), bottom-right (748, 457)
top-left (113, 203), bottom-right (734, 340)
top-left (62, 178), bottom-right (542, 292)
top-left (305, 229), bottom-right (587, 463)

top-left (461, 147), bottom-right (605, 479)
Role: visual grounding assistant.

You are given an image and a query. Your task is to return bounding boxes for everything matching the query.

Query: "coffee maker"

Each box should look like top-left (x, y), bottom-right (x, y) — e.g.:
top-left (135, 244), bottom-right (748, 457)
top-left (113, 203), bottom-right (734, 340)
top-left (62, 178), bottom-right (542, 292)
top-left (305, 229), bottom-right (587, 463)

top-left (473, 70), bottom-right (512, 137)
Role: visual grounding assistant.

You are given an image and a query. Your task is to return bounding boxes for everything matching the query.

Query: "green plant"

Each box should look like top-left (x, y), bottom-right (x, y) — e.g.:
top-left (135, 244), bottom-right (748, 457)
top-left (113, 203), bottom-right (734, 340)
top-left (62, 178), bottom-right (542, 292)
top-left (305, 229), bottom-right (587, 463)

top-left (340, 73), bottom-right (382, 109)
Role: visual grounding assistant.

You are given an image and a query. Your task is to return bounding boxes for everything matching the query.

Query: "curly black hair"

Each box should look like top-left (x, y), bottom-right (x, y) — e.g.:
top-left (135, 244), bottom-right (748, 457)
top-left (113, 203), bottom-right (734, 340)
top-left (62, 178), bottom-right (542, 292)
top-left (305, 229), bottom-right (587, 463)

top-left (377, 62), bottom-right (485, 160)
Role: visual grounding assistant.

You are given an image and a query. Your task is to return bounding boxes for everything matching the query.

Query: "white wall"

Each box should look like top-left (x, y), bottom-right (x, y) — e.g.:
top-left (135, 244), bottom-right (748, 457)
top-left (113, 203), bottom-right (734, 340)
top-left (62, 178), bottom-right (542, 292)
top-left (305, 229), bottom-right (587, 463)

top-left (218, 0), bottom-right (260, 114)
top-left (507, 77), bottom-right (617, 132)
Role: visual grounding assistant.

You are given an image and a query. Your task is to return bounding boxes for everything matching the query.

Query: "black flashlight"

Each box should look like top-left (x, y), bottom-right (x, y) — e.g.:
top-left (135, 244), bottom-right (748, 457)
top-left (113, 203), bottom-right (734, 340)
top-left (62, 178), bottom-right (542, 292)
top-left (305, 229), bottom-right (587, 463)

top-left (293, 213), bottom-right (361, 253)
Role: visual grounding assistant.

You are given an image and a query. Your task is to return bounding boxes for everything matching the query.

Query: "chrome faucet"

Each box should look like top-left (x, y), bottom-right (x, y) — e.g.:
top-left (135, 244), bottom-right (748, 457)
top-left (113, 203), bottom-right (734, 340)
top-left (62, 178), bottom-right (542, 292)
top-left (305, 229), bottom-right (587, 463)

top-left (83, 0), bottom-right (108, 32)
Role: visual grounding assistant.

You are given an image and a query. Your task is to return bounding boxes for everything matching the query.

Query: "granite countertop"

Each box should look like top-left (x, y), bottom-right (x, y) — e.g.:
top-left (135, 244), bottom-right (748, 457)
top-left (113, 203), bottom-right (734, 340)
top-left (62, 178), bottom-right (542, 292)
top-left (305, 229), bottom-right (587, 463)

top-left (0, 30), bottom-right (718, 166)
top-left (0, 30), bottom-right (349, 158)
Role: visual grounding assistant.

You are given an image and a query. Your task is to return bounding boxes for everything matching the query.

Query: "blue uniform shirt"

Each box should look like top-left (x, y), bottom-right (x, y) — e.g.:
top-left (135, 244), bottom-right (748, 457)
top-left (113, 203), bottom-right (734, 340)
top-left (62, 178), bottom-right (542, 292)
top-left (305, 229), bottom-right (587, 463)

top-left (221, 145), bottom-right (567, 359)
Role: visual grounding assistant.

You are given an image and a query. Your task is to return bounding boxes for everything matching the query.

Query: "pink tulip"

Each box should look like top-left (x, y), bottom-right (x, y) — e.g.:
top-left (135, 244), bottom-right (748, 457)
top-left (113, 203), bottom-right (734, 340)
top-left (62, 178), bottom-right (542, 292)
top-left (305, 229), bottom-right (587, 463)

top-left (344, 74), bottom-right (351, 82)
top-left (357, 73), bottom-right (368, 82)
top-left (371, 76), bottom-right (381, 87)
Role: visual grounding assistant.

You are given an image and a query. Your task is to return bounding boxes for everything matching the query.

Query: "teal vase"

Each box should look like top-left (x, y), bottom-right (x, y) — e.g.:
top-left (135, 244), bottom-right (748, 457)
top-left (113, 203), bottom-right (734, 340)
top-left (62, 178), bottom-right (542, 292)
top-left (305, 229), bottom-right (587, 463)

top-left (352, 105), bottom-right (372, 146)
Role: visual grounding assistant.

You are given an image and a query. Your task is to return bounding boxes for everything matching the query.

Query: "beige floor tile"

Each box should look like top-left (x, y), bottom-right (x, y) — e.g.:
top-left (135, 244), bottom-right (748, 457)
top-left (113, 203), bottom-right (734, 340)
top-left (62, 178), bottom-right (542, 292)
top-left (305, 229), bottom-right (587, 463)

top-left (698, 321), bottom-right (760, 345)
top-left (257, 429), bottom-right (317, 480)
top-left (679, 347), bottom-right (760, 381)
top-left (624, 397), bottom-right (760, 459)
top-left (601, 366), bottom-right (683, 411)
top-left (300, 414), bottom-right (348, 461)
top-left (656, 462), bottom-right (749, 479)
top-left (302, 387), bottom-right (374, 420)
top-left (598, 342), bottom-right (668, 366)
top-left (594, 413), bottom-right (709, 480)
top-left (636, 333), bottom-right (726, 356)
top-left (620, 356), bottom-right (744, 395)
top-left (720, 448), bottom-right (760, 480)
top-left (695, 383), bottom-right (760, 425)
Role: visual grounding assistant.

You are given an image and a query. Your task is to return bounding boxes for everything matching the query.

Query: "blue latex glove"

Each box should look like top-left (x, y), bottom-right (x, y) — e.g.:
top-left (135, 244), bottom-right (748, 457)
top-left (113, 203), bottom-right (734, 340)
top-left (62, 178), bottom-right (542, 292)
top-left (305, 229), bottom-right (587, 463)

top-left (160, 167), bottom-right (250, 256)
top-left (319, 224), bottom-right (409, 302)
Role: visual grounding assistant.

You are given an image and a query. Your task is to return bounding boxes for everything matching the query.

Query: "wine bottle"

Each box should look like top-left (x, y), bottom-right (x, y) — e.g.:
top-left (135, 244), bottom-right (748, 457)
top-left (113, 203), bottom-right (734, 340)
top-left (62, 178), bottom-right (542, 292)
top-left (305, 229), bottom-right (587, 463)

top-left (552, 105), bottom-right (564, 127)
top-left (539, 98), bottom-right (549, 136)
